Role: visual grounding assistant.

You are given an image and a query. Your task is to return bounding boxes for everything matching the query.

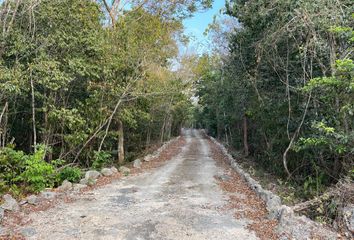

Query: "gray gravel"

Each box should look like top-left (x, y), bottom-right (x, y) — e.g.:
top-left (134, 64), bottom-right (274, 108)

top-left (15, 129), bottom-right (259, 240)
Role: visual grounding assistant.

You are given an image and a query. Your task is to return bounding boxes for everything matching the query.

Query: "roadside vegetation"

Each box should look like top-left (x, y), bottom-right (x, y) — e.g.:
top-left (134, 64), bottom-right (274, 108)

top-left (0, 0), bottom-right (353, 234)
top-left (0, 0), bottom-right (212, 197)
top-left (193, 0), bottom-right (353, 230)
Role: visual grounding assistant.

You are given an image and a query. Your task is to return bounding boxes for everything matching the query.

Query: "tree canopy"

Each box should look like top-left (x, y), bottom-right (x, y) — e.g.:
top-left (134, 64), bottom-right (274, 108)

top-left (195, 0), bottom-right (353, 199)
top-left (0, 0), bottom-right (204, 195)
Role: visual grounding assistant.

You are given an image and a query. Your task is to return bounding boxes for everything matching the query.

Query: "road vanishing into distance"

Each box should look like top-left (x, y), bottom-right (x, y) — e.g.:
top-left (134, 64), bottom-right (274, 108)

top-left (15, 130), bottom-right (262, 239)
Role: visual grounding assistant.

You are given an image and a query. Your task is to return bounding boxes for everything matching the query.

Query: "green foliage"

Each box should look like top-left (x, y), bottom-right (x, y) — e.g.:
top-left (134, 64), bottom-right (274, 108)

top-left (92, 151), bottom-right (112, 170)
top-left (0, 0), bottom-right (194, 171)
top-left (19, 145), bottom-right (56, 193)
top-left (58, 166), bottom-right (82, 183)
top-left (196, 0), bottom-right (354, 205)
top-left (303, 174), bottom-right (326, 198)
top-left (0, 0), bottom-right (204, 196)
top-left (0, 145), bottom-right (58, 194)
top-left (294, 121), bottom-right (351, 157)
top-left (0, 145), bottom-right (26, 194)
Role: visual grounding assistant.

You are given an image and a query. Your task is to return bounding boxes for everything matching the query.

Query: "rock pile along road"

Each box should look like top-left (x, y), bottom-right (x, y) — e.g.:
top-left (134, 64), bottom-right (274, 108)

top-left (13, 129), bottom-right (277, 239)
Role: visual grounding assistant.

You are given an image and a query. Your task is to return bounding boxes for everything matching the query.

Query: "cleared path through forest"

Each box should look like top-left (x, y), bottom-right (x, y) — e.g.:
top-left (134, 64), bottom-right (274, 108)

top-left (16, 129), bottom-right (267, 239)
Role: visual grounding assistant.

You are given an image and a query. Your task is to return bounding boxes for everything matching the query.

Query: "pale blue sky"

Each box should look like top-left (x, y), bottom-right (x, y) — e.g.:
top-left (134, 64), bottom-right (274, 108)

top-left (181, 0), bottom-right (226, 55)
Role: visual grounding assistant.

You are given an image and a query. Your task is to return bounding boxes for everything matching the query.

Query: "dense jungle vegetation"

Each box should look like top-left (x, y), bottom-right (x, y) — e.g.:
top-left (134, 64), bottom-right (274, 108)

top-left (194, 0), bottom-right (353, 204)
top-left (0, 0), bottom-right (213, 195)
top-left (0, 0), bottom-right (353, 220)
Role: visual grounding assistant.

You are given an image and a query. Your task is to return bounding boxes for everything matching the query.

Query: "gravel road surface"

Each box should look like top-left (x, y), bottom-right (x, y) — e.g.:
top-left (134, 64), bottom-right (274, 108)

top-left (17, 129), bottom-right (260, 240)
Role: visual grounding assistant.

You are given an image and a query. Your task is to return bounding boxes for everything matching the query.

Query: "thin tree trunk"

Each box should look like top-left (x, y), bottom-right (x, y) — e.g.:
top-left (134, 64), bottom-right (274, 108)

top-left (160, 97), bottom-right (173, 143)
top-left (166, 115), bottom-right (172, 140)
top-left (228, 127), bottom-right (232, 142)
top-left (117, 119), bottom-right (124, 164)
top-left (30, 72), bottom-right (37, 151)
top-left (146, 126), bottom-right (151, 148)
top-left (286, 39), bottom-right (291, 140)
top-left (224, 126), bottom-right (229, 145)
top-left (160, 114), bottom-right (167, 144)
top-left (243, 114), bottom-right (249, 156)
top-left (283, 93), bottom-right (312, 178)
top-left (0, 101), bottom-right (8, 128)
top-left (223, 111), bottom-right (228, 145)
top-left (102, 0), bottom-right (118, 26)
top-left (5, 0), bottom-right (20, 35)
top-left (0, 101), bottom-right (8, 148)
top-left (97, 78), bottom-right (137, 153)
top-left (3, 106), bottom-right (7, 148)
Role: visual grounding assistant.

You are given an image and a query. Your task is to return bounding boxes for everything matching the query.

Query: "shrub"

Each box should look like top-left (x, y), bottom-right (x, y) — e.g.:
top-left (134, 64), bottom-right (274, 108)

top-left (19, 145), bottom-right (56, 193)
top-left (92, 151), bottom-right (112, 170)
top-left (0, 145), bottom-right (26, 194)
top-left (58, 166), bottom-right (82, 183)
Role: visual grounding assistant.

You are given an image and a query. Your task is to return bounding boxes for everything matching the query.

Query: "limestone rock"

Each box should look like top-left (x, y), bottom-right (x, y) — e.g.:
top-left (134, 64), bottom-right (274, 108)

top-left (218, 174), bottom-right (231, 182)
top-left (143, 154), bottom-right (153, 162)
top-left (87, 178), bottom-right (97, 186)
top-left (40, 191), bottom-right (57, 200)
top-left (119, 166), bottom-right (131, 175)
top-left (265, 194), bottom-right (282, 219)
top-left (58, 180), bottom-right (72, 192)
top-left (20, 227), bottom-right (37, 238)
top-left (26, 195), bottom-right (39, 205)
top-left (79, 178), bottom-right (88, 185)
top-left (80, 178), bottom-right (96, 186)
top-left (110, 166), bottom-right (118, 173)
top-left (73, 184), bottom-right (87, 191)
top-left (101, 168), bottom-right (113, 176)
top-left (1, 194), bottom-right (19, 212)
top-left (343, 205), bottom-right (354, 234)
top-left (85, 170), bottom-right (101, 180)
top-left (0, 207), bottom-right (4, 222)
top-left (133, 159), bottom-right (142, 168)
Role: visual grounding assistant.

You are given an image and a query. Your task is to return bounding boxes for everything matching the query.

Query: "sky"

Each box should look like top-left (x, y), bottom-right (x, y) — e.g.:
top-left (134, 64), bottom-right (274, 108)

top-left (181, 1), bottom-right (226, 55)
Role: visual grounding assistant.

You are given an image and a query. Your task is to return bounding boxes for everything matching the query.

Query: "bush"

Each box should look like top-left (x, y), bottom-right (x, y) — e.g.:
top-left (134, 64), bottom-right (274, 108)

top-left (0, 145), bottom-right (84, 194)
top-left (92, 151), bottom-right (112, 170)
top-left (0, 145), bottom-right (27, 194)
top-left (19, 145), bottom-right (56, 193)
top-left (58, 166), bottom-right (82, 183)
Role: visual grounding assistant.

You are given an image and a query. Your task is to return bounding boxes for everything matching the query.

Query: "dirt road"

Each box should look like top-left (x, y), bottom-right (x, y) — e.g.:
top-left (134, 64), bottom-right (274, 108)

top-left (16, 129), bottom-right (265, 239)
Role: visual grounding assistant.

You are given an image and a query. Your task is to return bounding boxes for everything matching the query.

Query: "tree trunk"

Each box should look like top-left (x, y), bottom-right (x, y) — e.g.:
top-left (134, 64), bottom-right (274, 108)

top-left (224, 126), bottom-right (229, 145)
top-left (146, 126), bottom-right (151, 149)
top-left (283, 93), bottom-right (312, 178)
top-left (0, 101), bottom-right (8, 148)
top-left (117, 119), bottom-right (124, 164)
top-left (30, 73), bottom-right (37, 151)
top-left (217, 119), bottom-right (222, 140)
top-left (228, 127), bottom-right (232, 143)
top-left (160, 114), bottom-right (167, 144)
top-left (43, 103), bottom-right (53, 161)
top-left (166, 115), bottom-right (172, 140)
top-left (243, 115), bottom-right (249, 156)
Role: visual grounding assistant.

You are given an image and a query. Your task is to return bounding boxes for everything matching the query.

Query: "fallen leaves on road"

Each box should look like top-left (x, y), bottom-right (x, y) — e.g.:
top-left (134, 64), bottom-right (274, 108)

top-left (209, 139), bottom-right (279, 240)
top-left (130, 136), bottom-right (186, 173)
